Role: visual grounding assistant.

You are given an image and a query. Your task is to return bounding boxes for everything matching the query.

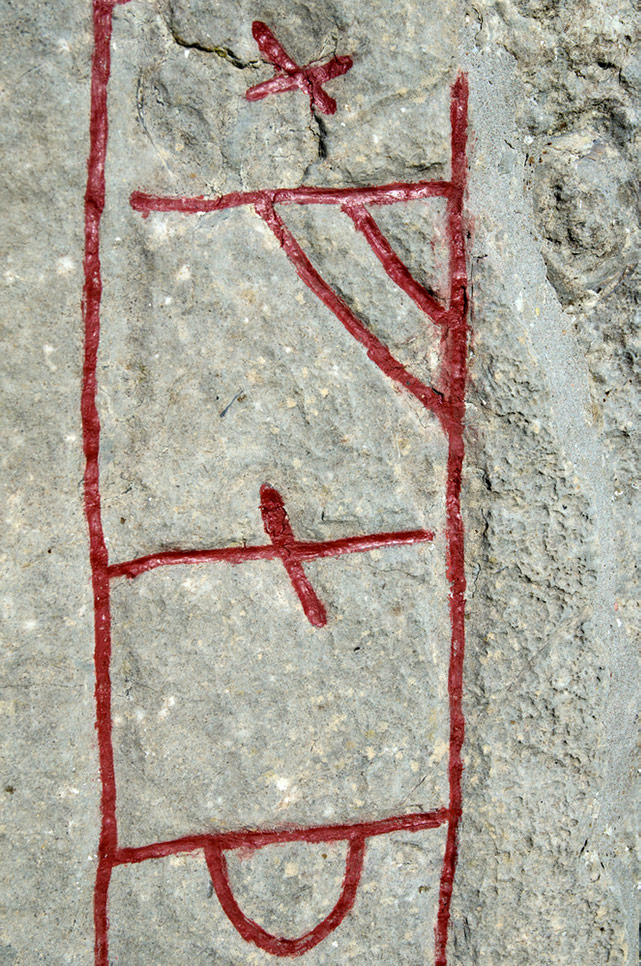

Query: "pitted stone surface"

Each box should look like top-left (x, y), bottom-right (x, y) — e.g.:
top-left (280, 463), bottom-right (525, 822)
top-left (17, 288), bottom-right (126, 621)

top-left (0, 0), bottom-right (637, 964)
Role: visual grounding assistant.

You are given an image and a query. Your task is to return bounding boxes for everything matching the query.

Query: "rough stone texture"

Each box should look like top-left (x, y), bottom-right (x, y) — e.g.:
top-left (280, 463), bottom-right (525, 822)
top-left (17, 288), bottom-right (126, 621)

top-left (0, 1), bottom-right (638, 966)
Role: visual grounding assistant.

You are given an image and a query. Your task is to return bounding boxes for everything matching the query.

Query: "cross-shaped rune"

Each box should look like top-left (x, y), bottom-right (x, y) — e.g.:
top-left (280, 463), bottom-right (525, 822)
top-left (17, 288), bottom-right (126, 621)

top-left (245, 21), bottom-right (353, 115)
top-left (109, 485), bottom-right (434, 628)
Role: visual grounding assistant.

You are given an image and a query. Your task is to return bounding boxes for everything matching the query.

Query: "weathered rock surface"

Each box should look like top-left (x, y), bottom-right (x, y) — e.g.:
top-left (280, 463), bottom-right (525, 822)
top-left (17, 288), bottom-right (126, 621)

top-left (0, 0), bottom-right (637, 964)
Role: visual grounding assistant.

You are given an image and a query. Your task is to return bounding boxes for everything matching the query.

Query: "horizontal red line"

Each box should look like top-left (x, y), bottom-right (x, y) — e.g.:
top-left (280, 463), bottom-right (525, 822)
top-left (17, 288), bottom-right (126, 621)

top-left (107, 528), bottom-right (434, 580)
top-left (114, 808), bottom-right (449, 865)
top-left (130, 180), bottom-right (456, 217)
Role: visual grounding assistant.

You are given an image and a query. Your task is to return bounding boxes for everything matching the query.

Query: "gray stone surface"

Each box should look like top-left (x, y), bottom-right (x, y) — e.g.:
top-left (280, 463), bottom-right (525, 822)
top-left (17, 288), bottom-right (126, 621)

top-left (0, 1), bottom-right (638, 965)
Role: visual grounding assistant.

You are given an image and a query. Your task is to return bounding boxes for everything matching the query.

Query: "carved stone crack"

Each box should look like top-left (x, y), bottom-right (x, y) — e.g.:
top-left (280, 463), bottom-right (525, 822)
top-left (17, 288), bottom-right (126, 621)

top-left (311, 109), bottom-right (329, 159)
top-left (170, 28), bottom-right (261, 69)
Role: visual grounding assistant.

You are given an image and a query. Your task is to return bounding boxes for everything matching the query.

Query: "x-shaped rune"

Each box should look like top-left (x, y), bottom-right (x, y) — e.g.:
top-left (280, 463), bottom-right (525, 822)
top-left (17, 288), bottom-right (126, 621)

top-left (109, 486), bottom-right (434, 628)
top-left (245, 21), bottom-right (353, 115)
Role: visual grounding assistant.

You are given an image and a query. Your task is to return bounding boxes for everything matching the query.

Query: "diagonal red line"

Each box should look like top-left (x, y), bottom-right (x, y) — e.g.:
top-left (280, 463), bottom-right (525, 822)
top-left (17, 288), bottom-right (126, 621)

top-left (312, 55), bottom-right (353, 84)
top-left (245, 73), bottom-right (299, 100)
top-left (253, 198), bottom-right (451, 427)
top-left (301, 74), bottom-right (336, 115)
top-left (88, 49), bottom-right (468, 964)
top-left (259, 484), bottom-right (327, 627)
top-left (299, 56), bottom-right (353, 115)
top-left (252, 20), bottom-right (300, 73)
top-left (106, 487), bottom-right (433, 628)
top-left (343, 203), bottom-right (450, 327)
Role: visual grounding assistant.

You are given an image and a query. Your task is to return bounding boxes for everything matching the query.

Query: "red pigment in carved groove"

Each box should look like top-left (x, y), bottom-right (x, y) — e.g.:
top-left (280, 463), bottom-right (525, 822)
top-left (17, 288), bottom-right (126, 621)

top-left (254, 197), bottom-right (453, 427)
top-left (112, 810), bottom-right (448, 958)
top-left (84, 6), bottom-right (470, 957)
top-left (259, 484), bottom-right (327, 626)
top-left (131, 188), bottom-right (457, 425)
top-left (108, 526), bottom-right (434, 580)
top-left (82, 3), bottom-right (132, 965)
top-left (130, 178), bottom-right (456, 217)
top-left (247, 85), bottom-right (470, 960)
top-left (108, 485), bottom-right (433, 626)
top-left (434, 71), bottom-right (469, 966)
top-left (246, 20), bottom-right (353, 115)
top-left (342, 202), bottom-right (450, 327)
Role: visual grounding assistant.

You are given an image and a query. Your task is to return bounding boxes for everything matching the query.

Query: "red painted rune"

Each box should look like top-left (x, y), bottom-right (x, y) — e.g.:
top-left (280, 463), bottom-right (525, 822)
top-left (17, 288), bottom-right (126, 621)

top-left (245, 20), bottom-right (353, 115)
top-left (108, 484), bottom-right (435, 628)
top-left (82, 6), bottom-right (469, 964)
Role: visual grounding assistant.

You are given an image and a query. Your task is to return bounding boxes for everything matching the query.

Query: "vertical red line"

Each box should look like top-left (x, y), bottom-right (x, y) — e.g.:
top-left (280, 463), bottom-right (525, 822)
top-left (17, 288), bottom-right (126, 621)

top-left (81, 2), bottom-right (121, 964)
top-left (434, 72), bottom-right (469, 966)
